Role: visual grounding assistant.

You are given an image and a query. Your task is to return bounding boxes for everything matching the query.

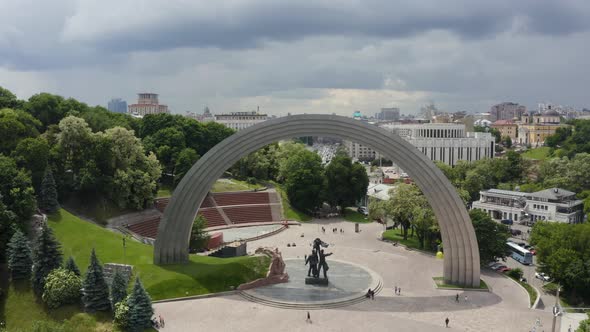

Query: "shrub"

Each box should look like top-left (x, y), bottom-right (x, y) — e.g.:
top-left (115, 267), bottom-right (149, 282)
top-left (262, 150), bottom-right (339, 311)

top-left (113, 296), bottom-right (131, 330)
top-left (507, 268), bottom-right (524, 280)
top-left (42, 268), bottom-right (82, 309)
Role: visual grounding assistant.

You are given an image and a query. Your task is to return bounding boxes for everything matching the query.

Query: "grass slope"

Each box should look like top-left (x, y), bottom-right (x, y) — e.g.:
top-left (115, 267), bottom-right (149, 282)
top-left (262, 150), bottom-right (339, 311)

top-left (211, 179), bottom-right (259, 193)
top-left (343, 209), bottom-right (372, 223)
top-left (382, 228), bottom-right (431, 251)
top-left (522, 147), bottom-right (551, 160)
top-left (49, 209), bottom-right (269, 300)
top-left (271, 182), bottom-right (312, 222)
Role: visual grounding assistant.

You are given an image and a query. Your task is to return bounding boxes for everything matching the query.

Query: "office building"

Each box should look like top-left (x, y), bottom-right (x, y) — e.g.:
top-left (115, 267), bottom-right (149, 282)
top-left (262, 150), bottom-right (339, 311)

top-left (107, 98), bottom-right (127, 114)
top-left (489, 102), bottom-right (526, 122)
top-left (214, 111), bottom-right (268, 131)
top-left (472, 188), bottom-right (584, 224)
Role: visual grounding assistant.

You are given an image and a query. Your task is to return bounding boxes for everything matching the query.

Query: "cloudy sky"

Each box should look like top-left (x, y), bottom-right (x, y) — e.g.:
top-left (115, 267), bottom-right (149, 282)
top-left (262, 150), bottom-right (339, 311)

top-left (1, 0), bottom-right (589, 116)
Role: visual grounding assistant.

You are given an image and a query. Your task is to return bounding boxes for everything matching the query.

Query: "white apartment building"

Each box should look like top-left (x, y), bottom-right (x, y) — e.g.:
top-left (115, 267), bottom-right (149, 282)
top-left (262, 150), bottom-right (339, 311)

top-left (471, 188), bottom-right (584, 224)
top-left (345, 123), bottom-right (494, 166)
top-left (214, 111), bottom-right (268, 131)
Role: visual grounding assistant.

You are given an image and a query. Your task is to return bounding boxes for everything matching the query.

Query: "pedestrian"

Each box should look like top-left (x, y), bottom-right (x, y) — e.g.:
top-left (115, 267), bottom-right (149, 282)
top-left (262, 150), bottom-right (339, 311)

top-left (159, 315), bottom-right (165, 327)
top-left (445, 317), bottom-right (449, 328)
top-left (394, 286), bottom-right (398, 294)
top-left (306, 311), bottom-right (312, 323)
top-left (455, 293), bottom-right (459, 302)
top-left (464, 295), bottom-right (468, 302)
top-left (398, 287), bottom-right (401, 295)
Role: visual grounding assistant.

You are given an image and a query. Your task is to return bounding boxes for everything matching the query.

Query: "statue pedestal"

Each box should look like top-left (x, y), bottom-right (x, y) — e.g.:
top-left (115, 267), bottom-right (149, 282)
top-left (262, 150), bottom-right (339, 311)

top-left (305, 277), bottom-right (329, 285)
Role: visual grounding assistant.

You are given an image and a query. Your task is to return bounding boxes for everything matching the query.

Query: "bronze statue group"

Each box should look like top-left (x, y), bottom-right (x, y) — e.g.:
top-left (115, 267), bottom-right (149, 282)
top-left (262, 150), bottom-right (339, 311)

top-left (305, 238), bottom-right (332, 279)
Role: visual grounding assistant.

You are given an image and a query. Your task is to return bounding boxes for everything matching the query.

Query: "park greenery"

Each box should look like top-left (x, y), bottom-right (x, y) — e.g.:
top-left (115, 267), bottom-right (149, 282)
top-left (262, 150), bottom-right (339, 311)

top-left (530, 222), bottom-right (590, 305)
top-left (232, 143), bottom-right (369, 216)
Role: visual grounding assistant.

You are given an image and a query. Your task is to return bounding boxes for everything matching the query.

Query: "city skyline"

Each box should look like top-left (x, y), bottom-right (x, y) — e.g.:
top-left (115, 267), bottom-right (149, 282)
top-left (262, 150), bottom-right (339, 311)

top-left (1, 1), bottom-right (590, 116)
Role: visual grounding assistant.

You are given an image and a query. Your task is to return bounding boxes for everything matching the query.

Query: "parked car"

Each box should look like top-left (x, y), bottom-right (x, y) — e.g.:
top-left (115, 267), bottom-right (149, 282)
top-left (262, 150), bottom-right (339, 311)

top-left (492, 264), bottom-right (507, 271)
top-left (357, 206), bottom-right (368, 216)
top-left (535, 272), bottom-right (550, 282)
top-left (511, 229), bottom-right (522, 236)
top-left (498, 267), bottom-right (512, 273)
top-left (524, 244), bottom-right (532, 250)
top-left (501, 219), bottom-right (514, 225)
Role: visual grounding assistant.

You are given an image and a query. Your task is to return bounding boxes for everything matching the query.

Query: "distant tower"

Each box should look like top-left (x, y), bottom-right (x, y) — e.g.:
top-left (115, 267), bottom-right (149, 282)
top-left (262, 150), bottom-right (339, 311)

top-left (107, 98), bottom-right (127, 114)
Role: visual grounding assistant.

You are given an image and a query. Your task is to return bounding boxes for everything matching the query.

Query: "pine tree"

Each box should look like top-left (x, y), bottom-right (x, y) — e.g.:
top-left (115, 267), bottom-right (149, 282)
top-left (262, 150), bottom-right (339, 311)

top-left (81, 249), bottom-right (111, 312)
top-left (39, 168), bottom-right (59, 213)
top-left (110, 270), bottom-right (128, 309)
top-left (64, 256), bottom-right (81, 276)
top-left (31, 225), bottom-right (63, 295)
top-left (7, 229), bottom-right (33, 280)
top-left (127, 277), bottom-right (153, 331)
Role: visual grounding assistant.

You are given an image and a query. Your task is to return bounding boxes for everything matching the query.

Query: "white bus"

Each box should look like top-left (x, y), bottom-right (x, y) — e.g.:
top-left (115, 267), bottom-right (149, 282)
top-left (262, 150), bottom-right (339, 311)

top-left (507, 242), bottom-right (533, 265)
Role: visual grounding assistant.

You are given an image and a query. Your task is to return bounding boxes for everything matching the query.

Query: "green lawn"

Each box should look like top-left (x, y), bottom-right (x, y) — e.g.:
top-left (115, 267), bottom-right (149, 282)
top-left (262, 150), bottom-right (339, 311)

top-left (433, 277), bottom-right (488, 290)
top-left (3, 280), bottom-right (118, 331)
top-left (343, 210), bottom-right (372, 223)
top-left (47, 209), bottom-right (268, 301)
top-left (211, 179), bottom-right (260, 193)
top-left (382, 228), bottom-right (432, 252)
top-left (271, 182), bottom-right (312, 222)
top-left (157, 184), bottom-right (173, 198)
top-left (522, 147), bottom-right (551, 160)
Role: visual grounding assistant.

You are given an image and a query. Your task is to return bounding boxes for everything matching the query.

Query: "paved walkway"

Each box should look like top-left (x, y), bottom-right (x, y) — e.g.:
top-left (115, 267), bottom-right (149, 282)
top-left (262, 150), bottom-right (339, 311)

top-left (154, 219), bottom-right (554, 331)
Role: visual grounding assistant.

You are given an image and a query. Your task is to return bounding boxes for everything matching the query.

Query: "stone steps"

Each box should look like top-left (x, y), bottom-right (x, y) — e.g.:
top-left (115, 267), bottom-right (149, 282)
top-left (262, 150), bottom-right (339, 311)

top-left (239, 278), bottom-right (383, 310)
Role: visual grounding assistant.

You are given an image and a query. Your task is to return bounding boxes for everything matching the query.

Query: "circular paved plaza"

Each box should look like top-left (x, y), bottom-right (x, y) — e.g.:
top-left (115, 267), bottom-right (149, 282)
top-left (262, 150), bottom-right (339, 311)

top-left (154, 219), bottom-right (554, 331)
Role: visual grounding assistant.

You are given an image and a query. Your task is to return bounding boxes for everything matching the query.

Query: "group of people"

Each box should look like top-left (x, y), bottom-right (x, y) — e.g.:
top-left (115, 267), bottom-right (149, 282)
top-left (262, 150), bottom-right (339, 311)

top-left (394, 286), bottom-right (401, 295)
top-left (321, 226), bottom-right (344, 234)
top-left (152, 315), bottom-right (165, 329)
top-left (365, 288), bottom-right (375, 300)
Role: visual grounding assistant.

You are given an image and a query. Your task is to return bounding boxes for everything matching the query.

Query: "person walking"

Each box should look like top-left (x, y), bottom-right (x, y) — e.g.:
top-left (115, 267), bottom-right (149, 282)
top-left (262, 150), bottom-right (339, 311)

top-left (445, 317), bottom-right (449, 328)
top-left (455, 293), bottom-right (459, 302)
top-left (306, 311), bottom-right (312, 323)
top-left (159, 315), bottom-right (165, 328)
top-left (398, 287), bottom-right (401, 295)
top-left (394, 286), bottom-right (398, 295)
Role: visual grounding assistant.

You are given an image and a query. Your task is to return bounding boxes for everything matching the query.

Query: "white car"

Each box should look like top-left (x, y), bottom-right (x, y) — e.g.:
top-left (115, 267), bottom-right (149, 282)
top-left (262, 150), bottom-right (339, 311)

top-left (535, 272), bottom-right (550, 282)
top-left (357, 206), bottom-right (369, 216)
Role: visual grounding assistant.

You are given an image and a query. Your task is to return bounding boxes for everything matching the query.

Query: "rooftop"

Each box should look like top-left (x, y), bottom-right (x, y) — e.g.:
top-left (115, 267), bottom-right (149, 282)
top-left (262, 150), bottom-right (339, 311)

top-left (529, 188), bottom-right (576, 200)
top-left (486, 189), bottom-right (529, 197)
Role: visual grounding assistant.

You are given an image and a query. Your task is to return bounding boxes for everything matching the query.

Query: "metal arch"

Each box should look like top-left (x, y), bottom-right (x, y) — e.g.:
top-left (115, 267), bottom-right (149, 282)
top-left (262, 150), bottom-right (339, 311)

top-left (154, 114), bottom-right (480, 287)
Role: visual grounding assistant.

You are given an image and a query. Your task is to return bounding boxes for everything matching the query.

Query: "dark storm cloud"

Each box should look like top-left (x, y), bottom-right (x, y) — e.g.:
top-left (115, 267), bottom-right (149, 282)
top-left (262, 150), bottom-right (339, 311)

top-left (73, 0), bottom-right (590, 53)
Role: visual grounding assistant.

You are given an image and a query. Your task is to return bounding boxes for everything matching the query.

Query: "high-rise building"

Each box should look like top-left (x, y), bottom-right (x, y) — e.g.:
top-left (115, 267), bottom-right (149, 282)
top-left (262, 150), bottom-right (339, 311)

top-left (128, 93), bottom-right (169, 117)
top-left (107, 98), bottom-right (127, 114)
top-left (379, 108), bottom-right (400, 121)
top-left (489, 102), bottom-right (526, 122)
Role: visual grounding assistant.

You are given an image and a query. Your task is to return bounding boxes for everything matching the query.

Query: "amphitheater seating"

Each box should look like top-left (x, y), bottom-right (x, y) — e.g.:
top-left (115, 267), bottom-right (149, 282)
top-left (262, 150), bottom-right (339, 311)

top-left (127, 216), bottom-right (160, 239)
top-left (155, 195), bottom-right (215, 212)
top-left (198, 209), bottom-right (227, 228)
top-left (223, 205), bottom-right (274, 224)
top-left (212, 192), bottom-right (270, 207)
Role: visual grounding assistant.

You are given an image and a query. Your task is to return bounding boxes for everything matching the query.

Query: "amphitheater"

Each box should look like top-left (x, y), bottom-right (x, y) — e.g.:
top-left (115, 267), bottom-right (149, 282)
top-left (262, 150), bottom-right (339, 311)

top-left (110, 189), bottom-right (286, 247)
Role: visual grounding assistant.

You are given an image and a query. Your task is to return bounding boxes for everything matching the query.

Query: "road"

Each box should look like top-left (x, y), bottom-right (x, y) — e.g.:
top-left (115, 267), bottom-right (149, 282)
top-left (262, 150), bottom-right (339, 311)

top-left (500, 223), bottom-right (557, 312)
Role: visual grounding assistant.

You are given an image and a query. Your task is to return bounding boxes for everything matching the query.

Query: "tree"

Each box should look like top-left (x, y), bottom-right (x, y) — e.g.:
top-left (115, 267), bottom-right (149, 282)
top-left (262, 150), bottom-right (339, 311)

top-left (501, 135), bottom-right (512, 148)
top-left (411, 204), bottom-right (437, 250)
top-left (576, 313), bottom-right (590, 332)
top-left (469, 209), bottom-right (509, 264)
top-left (110, 270), bottom-right (128, 309)
top-left (0, 197), bottom-right (17, 263)
top-left (39, 167), bottom-right (59, 213)
top-left (0, 86), bottom-right (22, 109)
top-left (31, 225), bottom-right (63, 295)
top-left (368, 199), bottom-right (388, 222)
top-left (385, 183), bottom-right (423, 240)
top-left (0, 108), bottom-right (41, 155)
top-left (64, 256), bottom-right (81, 276)
top-left (282, 149), bottom-right (325, 213)
top-left (114, 296), bottom-right (131, 330)
top-left (42, 268), bottom-right (82, 309)
top-left (0, 155), bottom-right (36, 224)
top-left (174, 147), bottom-right (199, 186)
top-left (24, 92), bottom-right (66, 130)
top-left (127, 277), bottom-right (154, 331)
top-left (12, 137), bottom-right (50, 190)
top-left (7, 228), bottom-right (33, 280)
top-left (81, 249), bottom-right (111, 312)
top-left (325, 152), bottom-right (369, 213)
top-left (190, 215), bottom-right (210, 251)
